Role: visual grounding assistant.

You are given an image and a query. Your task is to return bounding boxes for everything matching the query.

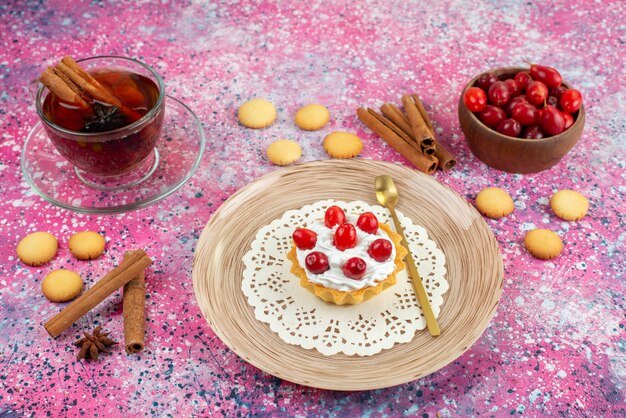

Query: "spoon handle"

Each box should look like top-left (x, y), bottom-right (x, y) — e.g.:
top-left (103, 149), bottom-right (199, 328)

top-left (388, 205), bottom-right (441, 337)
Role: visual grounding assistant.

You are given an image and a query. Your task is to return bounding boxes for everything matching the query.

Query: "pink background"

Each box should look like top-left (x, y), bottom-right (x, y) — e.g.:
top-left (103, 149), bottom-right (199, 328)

top-left (1, 0), bottom-right (624, 416)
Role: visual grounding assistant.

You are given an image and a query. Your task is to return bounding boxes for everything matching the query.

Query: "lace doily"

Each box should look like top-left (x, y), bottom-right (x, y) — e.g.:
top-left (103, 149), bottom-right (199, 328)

top-left (241, 200), bottom-right (448, 356)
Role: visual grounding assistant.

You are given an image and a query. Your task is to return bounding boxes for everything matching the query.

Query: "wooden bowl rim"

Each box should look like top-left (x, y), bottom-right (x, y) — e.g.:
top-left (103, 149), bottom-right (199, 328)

top-left (460, 66), bottom-right (585, 144)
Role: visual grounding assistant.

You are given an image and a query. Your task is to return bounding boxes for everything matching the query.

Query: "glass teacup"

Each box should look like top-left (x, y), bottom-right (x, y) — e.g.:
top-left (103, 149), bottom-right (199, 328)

top-left (36, 56), bottom-right (165, 184)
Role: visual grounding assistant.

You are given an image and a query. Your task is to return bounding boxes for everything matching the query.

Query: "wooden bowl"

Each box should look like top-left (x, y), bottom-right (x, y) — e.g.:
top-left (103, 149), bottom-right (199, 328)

top-left (458, 67), bottom-right (585, 173)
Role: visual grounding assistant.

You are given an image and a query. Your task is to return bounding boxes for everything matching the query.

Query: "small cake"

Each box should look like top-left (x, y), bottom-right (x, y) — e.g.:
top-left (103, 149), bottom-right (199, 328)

top-left (287, 205), bottom-right (407, 305)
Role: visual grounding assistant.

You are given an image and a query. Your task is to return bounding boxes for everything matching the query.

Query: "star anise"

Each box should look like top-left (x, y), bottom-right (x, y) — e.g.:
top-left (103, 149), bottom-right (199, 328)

top-left (83, 102), bottom-right (127, 132)
top-left (74, 326), bottom-right (118, 361)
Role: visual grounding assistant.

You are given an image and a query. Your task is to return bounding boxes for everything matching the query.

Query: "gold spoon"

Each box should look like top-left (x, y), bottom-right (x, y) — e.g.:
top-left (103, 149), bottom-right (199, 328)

top-left (375, 175), bottom-right (441, 337)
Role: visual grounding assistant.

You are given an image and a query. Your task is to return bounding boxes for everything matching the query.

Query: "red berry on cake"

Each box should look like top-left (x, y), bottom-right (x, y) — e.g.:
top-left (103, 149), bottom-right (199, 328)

top-left (368, 238), bottom-right (393, 262)
top-left (334, 223), bottom-right (357, 251)
top-left (343, 257), bottom-right (367, 280)
top-left (356, 212), bottom-right (378, 234)
top-left (292, 228), bottom-right (317, 250)
top-left (324, 205), bottom-right (346, 228)
top-left (305, 251), bottom-right (329, 274)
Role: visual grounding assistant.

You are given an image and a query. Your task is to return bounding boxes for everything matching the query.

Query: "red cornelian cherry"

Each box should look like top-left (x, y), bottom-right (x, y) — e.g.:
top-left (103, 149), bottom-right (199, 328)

top-left (540, 105), bottom-right (565, 136)
top-left (523, 125), bottom-right (544, 139)
top-left (526, 81), bottom-right (548, 105)
top-left (324, 205), bottom-right (346, 228)
top-left (549, 85), bottom-right (567, 100)
top-left (546, 95), bottom-right (559, 108)
top-left (560, 89), bottom-right (583, 113)
top-left (562, 111), bottom-right (574, 129)
top-left (356, 212), bottom-right (379, 234)
top-left (305, 251), bottom-right (329, 274)
top-left (529, 64), bottom-right (562, 88)
top-left (292, 228), bottom-right (317, 250)
top-left (368, 239), bottom-right (393, 262)
top-left (511, 101), bottom-right (539, 126)
top-left (504, 95), bottom-right (528, 116)
top-left (488, 81), bottom-right (511, 106)
top-left (476, 72), bottom-right (498, 91)
top-left (496, 118), bottom-right (522, 137)
top-left (343, 257), bottom-right (367, 280)
top-left (463, 87), bottom-right (487, 112)
top-left (504, 79), bottom-right (520, 98)
top-left (478, 105), bottom-right (507, 129)
top-left (514, 71), bottom-right (533, 91)
top-left (334, 223), bottom-right (357, 251)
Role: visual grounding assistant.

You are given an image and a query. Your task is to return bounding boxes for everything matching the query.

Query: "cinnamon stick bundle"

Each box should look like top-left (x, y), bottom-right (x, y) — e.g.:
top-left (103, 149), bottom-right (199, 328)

top-left (386, 96), bottom-right (456, 170)
top-left (358, 93), bottom-right (456, 172)
top-left (39, 56), bottom-right (142, 121)
top-left (357, 107), bottom-right (438, 174)
top-left (123, 251), bottom-right (146, 354)
top-left (44, 250), bottom-right (152, 338)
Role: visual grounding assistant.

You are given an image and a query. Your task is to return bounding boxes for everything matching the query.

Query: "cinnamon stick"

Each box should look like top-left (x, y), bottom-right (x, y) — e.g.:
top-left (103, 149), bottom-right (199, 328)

top-left (409, 94), bottom-right (457, 170)
top-left (411, 94), bottom-right (434, 132)
top-left (52, 67), bottom-right (85, 99)
top-left (39, 68), bottom-right (88, 108)
top-left (381, 103), bottom-right (436, 156)
top-left (44, 250), bottom-right (152, 338)
top-left (421, 144), bottom-right (436, 156)
top-left (402, 95), bottom-right (435, 148)
top-left (433, 141), bottom-right (457, 170)
top-left (380, 103), bottom-right (412, 137)
top-left (357, 107), bottom-right (438, 174)
top-left (123, 251), bottom-right (146, 354)
top-left (368, 108), bottom-right (416, 149)
top-left (57, 57), bottom-right (122, 109)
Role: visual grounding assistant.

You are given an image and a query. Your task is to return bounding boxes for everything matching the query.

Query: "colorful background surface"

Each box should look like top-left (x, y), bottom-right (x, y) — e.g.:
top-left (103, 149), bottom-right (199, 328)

top-left (1, 0), bottom-right (624, 416)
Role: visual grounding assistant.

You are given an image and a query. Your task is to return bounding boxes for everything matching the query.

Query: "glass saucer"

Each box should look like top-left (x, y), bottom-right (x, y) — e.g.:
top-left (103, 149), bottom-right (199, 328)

top-left (21, 96), bottom-right (205, 214)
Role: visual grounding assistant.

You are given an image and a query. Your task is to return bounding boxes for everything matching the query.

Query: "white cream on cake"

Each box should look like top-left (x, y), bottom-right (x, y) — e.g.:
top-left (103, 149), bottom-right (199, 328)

top-left (294, 215), bottom-right (397, 291)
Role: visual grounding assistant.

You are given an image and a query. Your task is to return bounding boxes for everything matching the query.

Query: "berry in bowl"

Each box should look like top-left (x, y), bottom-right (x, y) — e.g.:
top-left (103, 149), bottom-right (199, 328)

top-left (458, 64), bottom-right (585, 173)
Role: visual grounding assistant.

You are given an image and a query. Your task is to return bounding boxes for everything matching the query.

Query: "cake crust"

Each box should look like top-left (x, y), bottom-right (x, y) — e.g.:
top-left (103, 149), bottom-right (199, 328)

top-left (287, 223), bottom-right (407, 305)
